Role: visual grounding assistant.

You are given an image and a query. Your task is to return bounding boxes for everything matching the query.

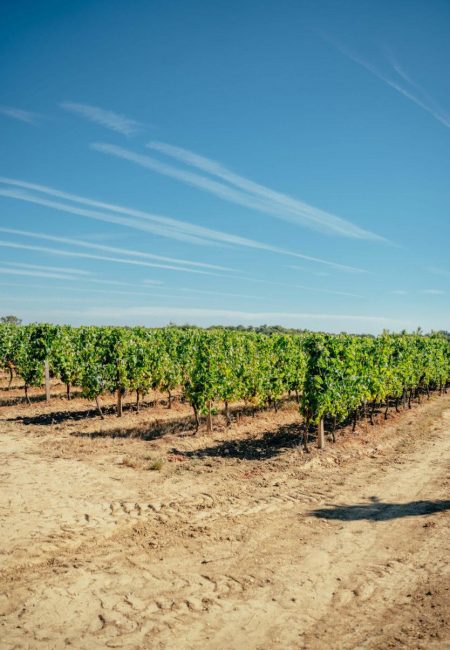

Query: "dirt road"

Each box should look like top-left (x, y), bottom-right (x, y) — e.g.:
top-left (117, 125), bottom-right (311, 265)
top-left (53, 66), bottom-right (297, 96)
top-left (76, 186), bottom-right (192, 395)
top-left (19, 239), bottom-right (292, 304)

top-left (0, 391), bottom-right (449, 649)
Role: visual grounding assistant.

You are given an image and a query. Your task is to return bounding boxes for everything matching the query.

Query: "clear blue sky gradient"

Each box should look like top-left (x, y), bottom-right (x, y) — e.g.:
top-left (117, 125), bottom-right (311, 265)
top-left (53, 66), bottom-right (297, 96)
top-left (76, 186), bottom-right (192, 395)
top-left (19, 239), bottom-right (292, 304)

top-left (0, 0), bottom-right (449, 332)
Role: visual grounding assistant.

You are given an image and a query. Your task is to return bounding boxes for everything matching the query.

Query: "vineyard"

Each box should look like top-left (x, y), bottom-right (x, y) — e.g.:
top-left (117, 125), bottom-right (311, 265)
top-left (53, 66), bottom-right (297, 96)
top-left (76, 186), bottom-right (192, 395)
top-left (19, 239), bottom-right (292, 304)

top-left (1, 323), bottom-right (449, 448)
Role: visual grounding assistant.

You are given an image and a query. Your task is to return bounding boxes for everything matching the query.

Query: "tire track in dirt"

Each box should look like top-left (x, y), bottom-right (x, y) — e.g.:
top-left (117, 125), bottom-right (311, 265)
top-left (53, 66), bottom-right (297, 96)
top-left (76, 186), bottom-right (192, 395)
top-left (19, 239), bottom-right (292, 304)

top-left (1, 399), bottom-right (449, 649)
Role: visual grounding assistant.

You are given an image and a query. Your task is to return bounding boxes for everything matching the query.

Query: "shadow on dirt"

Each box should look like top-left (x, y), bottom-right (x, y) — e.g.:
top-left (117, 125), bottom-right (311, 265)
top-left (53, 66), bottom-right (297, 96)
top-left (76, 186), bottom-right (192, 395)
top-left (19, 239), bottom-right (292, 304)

top-left (73, 414), bottom-right (199, 440)
top-left (0, 394), bottom-right (49, 407)
top-left (171, 422), bottom-right (306, 461)
top-left (6, 395), bottom-right (254, 426)
top-left (0, 388), bottom-right (83, 407)
top-left (8, 398), bottom-right (300, 445)
top-left (310, 497), bottom-right (450, 521)
top-left (6, 398), bottom-right (164, 425)
top-left (70, 404), bottom-right (289, 441)
top-left (10, 404), bottom-right (119, 425)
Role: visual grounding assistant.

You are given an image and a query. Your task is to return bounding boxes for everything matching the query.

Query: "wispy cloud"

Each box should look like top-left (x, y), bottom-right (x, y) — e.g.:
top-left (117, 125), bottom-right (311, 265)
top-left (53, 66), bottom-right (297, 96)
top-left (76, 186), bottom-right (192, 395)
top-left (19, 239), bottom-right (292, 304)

top-left (0, 266), bottom-right (80, 281)
top-left (45, 305), bottom-right (403, 329)
top-left (89, 278), bottom-right (161, 287)
top-left (0, 280), bottom-right (168, 300)
top-left (290, 284), bottom-right (361, 298)
top-left (178, 287), bottom-right (259, 300)
top-left (2, 261), bottom-right (92, 275)
top-left (428, 267), bottom-right (450, 279)
top-left (0, 293), bottom-right (89, 304)
top-left (146, 142), bottom-right (385, 241)
top-left (287, 264), bottom-right (330, 277)
top-left (92, 142), bottom-right (384, 241)
top-left (139, 280), bottom-right (360, 300)
top-left (0, 186), bottom-right (210, 246)
top-left (60, 102), bottom-right (143, 136)
top-left (0, 106), bottom-right (42, 125)
top-left (382, 48), bottom-right (444, 113)
top-left (389, 288), bottom-right (445, 296)
top-left (236, 275), bottom-right (362, 298)
top-left (70, 276), bottom-right (162, 288)
top-left (324, 36), bottom-right (450, 130)
top-left (0, 177), bottom-right (367, 272)
top-left (0, 227), bottom-right (234, 273)
top-left (0, 261), bottom-right (164, 287)
top-left (0, 238), bottom-right (228, 277)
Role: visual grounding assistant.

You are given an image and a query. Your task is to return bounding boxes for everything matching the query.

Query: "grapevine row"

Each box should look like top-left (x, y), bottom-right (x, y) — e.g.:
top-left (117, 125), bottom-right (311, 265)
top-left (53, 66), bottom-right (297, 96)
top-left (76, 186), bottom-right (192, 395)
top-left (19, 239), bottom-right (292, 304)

top-left (0, 323), bottom-right (449, 444)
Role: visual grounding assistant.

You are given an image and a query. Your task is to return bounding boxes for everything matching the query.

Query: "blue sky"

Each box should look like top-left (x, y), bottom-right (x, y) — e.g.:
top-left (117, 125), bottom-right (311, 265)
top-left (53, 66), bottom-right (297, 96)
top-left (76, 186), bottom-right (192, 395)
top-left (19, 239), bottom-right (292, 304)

top-left (0, 0), bottom-right (449, 332)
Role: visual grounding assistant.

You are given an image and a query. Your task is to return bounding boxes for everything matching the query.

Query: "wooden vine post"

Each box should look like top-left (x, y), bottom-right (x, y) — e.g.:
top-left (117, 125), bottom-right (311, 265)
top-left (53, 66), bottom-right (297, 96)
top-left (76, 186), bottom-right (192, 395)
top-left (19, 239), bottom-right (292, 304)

top-left (206, 400), bottom-right (213, 433)
top-left (317, 418), bottom-right (325, 449)
top-left (44, 360), bottom-right (51, 402)
top-left (117, 388), bottom-right (123, 417)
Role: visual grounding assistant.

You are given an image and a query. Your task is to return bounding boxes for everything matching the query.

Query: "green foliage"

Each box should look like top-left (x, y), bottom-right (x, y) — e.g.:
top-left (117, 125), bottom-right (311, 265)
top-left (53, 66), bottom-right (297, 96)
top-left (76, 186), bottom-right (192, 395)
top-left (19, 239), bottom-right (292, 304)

top-left (0, 323), bottom-right (448, 423)
top-left (301, 332), bottom-right (450, 424)
top-left (49, 325), bottom-right (81, 388)
top-left (0, 323), bottom-right (57, 391)
top-left (11, 326), bottom-right (46, 389)
top-left (0, 322), bottom-right (21, 369)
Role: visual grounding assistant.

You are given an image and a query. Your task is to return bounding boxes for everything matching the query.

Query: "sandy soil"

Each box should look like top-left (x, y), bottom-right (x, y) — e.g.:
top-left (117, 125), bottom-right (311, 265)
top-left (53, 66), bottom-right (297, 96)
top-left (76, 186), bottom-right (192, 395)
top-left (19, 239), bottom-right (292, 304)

top-left (0, 381), bottom-right (449, 649)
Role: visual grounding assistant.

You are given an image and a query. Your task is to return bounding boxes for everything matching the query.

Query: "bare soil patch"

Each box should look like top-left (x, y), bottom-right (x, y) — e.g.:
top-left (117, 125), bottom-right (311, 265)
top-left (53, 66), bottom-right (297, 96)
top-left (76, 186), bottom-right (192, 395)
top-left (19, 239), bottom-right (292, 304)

top-left (0, 382), bottom-right (449, 649)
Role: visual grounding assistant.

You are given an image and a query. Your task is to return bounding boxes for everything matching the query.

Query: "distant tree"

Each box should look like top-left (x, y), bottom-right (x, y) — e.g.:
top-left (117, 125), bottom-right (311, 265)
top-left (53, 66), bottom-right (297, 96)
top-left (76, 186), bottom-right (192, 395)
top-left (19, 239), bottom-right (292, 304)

top-left (1, 315), bottom-right (22, 325)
